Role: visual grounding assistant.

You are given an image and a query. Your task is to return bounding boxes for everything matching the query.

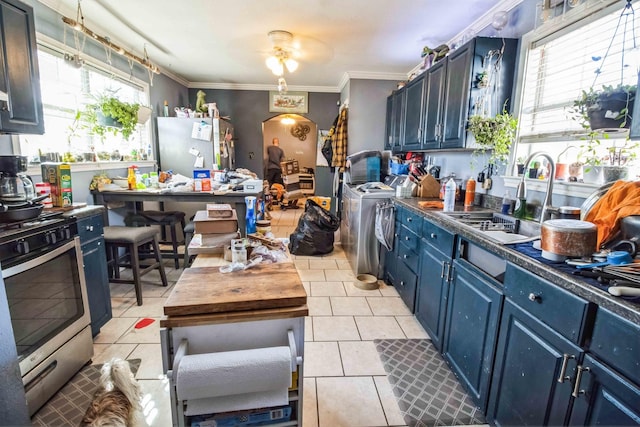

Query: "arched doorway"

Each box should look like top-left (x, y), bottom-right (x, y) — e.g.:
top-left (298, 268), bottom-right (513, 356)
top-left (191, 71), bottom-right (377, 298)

top-left (262, 114), bottom-right (318, 176)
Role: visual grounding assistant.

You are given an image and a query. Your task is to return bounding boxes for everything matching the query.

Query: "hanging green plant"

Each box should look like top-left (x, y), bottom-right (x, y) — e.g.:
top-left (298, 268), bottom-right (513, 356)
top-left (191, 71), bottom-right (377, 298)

top-left (80, 94), bottom-right (140, 141)
top-left (468, 108), bottom-right (518, 169)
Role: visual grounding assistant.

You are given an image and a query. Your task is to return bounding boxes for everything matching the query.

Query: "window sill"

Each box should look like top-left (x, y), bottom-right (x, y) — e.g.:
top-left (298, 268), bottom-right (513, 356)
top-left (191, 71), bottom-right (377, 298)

top-left (502, 176), bottom-right (600, 199)
top-left (28, 160), bottom-right (157, 176)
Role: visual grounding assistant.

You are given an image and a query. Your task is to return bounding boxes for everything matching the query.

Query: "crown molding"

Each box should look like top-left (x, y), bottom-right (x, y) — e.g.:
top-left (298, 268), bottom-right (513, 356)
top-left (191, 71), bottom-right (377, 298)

top-left (189, 82), bottom-right (341, 93)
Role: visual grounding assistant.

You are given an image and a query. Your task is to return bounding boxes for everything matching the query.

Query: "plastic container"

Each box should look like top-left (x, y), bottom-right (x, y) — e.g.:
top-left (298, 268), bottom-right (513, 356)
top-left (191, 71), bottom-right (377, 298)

top-left (231, 238), bottom-right (247, 263)
top-left (245, 196), bottom-right (257, 234)
top-left (464, 178), bottom-right (476, 207)
top-left (443, 177), bottom-right (456, 212)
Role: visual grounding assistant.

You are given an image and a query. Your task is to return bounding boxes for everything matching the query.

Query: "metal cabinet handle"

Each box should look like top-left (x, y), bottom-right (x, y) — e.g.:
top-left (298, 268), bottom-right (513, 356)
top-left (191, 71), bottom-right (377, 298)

top-left (528, 293), bottom-right (541, 302)
top-left (403, 254), bottom-right (408, 259)
top-left (440, 262), bottom-right (446, 279)
top-left (405, 236), bottom-right (410, 241)
top-left (430, 233), bottom-right (436, 239)
top-left (557, 354), bottom-right (575, 383)
top-left (400, 281), bottom-right (405, 287)
top-left (572, 366), bottom-right (590, 398)
top-left (407, 217), bottom-right (413, 222)
top-left (86, 225), bottom-right (94, 232)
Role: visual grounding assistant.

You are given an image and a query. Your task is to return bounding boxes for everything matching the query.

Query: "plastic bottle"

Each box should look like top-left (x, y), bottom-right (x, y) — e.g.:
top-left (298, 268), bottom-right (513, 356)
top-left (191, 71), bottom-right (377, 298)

top-left (443, 176), bottom-right (456, 212)
top-left (464, 177), bottom-right (476, 207)
top-left (127, 167), bottom-right (136, 190)
top-left (149, 171), bottom-right (159, 188)
top-left (501, 190), bottom-right (512, 215)
top-left (245, 196), bottom-right (257, 234)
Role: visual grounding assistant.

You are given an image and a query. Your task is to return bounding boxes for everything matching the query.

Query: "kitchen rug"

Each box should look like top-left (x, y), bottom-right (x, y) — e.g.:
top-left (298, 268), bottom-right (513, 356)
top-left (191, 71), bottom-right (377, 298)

top-left (374, 339), bottom-right (486, 427)
top-left (31, 358), bottom-right (141, 427)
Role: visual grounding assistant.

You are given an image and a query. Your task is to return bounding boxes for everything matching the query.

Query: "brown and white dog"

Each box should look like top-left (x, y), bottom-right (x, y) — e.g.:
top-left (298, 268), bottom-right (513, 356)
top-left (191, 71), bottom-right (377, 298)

top-left (81, 358), bottom-right (146, 427)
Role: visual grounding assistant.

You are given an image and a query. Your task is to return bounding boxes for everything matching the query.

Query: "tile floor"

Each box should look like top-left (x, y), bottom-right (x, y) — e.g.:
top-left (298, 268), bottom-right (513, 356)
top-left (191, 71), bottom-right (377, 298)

top-left (87, 203), bottom-right (467, 427)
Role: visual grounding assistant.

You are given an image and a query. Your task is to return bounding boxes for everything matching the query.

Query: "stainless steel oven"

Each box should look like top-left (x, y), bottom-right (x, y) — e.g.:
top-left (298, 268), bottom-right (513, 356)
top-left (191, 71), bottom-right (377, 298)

top-left (1, 217), bottom-right (93, 415)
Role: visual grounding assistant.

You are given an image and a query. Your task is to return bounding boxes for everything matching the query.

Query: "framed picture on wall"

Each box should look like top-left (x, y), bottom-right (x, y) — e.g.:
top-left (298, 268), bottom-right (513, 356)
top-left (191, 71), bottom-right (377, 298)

top-left (269, 91), bottom-right (309, 113)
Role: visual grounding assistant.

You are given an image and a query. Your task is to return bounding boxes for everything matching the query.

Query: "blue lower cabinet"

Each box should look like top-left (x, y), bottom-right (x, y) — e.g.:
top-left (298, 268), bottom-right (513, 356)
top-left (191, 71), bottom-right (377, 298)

top-left (82, 238), bottom-right (112, 337)
top-left (488, 299), bottom-right (582, 426)
top-left (442, 259), bottom-right (502, 411)
top-left (395, 258), bottom-right (417, 312)
top-left (568, 354), bottom-right (640, 425)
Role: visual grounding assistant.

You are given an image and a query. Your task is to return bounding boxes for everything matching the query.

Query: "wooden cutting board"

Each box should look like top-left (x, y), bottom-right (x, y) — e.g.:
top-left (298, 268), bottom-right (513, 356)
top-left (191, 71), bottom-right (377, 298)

top-left (163, 262), bottom-right (307, 316)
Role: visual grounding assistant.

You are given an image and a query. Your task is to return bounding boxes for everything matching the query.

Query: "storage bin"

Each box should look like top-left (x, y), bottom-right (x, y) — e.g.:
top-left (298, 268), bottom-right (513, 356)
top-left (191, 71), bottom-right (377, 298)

top-left (310, 196), bottom-right (331, 210)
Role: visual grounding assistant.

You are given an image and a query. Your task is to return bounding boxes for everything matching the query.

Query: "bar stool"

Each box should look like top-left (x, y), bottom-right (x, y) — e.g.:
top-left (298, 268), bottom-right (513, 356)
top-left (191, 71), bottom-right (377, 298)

top-left (138, 210), bottom-right (186, 269)
top-left (183, 220), bottom-right (196, 268)
top-left (104, 226), bottom-right (168, 306)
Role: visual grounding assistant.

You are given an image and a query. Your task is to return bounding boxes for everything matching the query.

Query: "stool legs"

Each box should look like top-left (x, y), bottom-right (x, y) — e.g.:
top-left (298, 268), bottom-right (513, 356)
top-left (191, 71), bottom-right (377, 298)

top-left (152, 237), bottom-right (169, 287)
top-left (130, 243), bottom-right (143, 306)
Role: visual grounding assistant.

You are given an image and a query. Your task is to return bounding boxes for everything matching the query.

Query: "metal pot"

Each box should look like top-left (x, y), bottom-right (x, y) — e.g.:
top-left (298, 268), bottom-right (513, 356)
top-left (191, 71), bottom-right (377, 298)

top-left (0, 204), bottom-right (43, 222)
top-left (541, 219), bottom-right (598, 261)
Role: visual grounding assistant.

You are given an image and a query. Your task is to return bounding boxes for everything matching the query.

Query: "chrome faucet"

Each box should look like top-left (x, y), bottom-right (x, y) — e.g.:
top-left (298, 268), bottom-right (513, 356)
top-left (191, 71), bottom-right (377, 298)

top-left (516, 151), bottom-right (557, 224)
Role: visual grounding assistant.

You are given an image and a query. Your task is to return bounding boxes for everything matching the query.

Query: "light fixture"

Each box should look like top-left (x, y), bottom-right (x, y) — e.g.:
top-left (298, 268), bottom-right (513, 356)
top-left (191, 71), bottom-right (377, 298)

top-left (281, 115), bottom-right (295, 125)
top-left (61, 11), bottom-right (160, 76)
top-left (266, 30), bottom-right (299, 92)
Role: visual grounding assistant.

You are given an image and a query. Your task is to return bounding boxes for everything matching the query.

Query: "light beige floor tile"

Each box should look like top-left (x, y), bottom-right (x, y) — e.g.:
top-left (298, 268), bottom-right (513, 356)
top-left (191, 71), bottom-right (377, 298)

top-left (109, 282), bottom-right (135, 297)
top-left (305, 316), bottom-right (313, 341)
top-left (120, 297), bottom-right (166, 318)
top-left (297, 269), bottom-right (326, 281)
top-left (138, 377), bottom-right (172, 427)
top-left (313, 316), bottom-right (360, 341)
top-left (345, 281), bottom-right (383, 297)
top-left (117, 317), bottom-right (162, 344)
top-left (367, 297), bottom-right (412, 315)
top-left (355, 316), bottom-right (406, 340)
top-left (309, 281), bottom-right (346, 297)
top-left (336, 259), bottom-right (351, 270)
top-left (304, 341), bottom-right (344, 377)
top-left (374, 375), bottom-right (406, 426)
top-left (139, 282), bottom-right (172, 298)
top-left (379, 283), bottom-right (400, 297)
top-left (110, 296), bottom-right (136, 317)
top-left (91, 343), bottom-right (137, 363)
top-left (130, 343), bottom-right (165, 380)
top-left (330, 296), bottom-right (372, 316)
top-left (308, 296), bottom-right (332, 316)
top-left (303, 377), bottom-right (319, 427)
top-left (302, 281), bottom-right (311, 295)
top-left (324, 269), bottom-right (357, 281)
top-left (295, 259), bottom-right (310, 270)
top-left (395, 316), bottom-right (429, 339)
top-left (93, 317), bottom-right (137, 344)
top-left (316, 376), bottom-right (387, 427)
top-left (309, 259), bottom-right (339, 270)
top-left (339, 341), bottom-right (387, 376)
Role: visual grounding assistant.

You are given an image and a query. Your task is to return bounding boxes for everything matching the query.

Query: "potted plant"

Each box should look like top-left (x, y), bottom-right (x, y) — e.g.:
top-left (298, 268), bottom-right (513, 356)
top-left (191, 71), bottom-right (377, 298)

top-left (468, 109), bottom-right (518, 171)
top-left (572, 84), bottom-right (636, 132)
top-left (80, 94), bottom-right (141, 140)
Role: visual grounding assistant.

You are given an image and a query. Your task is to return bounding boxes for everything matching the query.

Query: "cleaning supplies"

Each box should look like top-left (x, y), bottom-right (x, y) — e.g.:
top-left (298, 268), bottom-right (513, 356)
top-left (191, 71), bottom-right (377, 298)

top-left (443, 176), bottom-right (456, 212)
top-left (464, 177), bottom-right (476, 208)
top-left (501, 191), bottom-right (512, 215)
top-left (245, 196), bottom-right (257, 234)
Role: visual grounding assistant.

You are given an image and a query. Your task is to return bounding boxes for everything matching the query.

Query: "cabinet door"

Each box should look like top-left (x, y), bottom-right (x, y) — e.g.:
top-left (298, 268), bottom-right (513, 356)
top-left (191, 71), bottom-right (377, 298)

top-left (488, 299), bottom-right (581, 426)
top-left (384, 96), bottom-right (393, 150)
top-left (402, 75), bottom-right (425, 150)
top-left (423, 61), bottom-right (447, 149)
top-left (0, 0), bottom-right (44, 134)
top-left (384, 219), bottom-right (401, 286)
top-left (390, 90), bottom-right (405, 150)
top-left (415, 242), bottom-right (449, 351)
top-left (568, 354), bottom-right (640, 426)
top-left (442, 258), bottom-right (502, 411)
top-left (82, 238), bottom-right (112, 337)
top-left (441, 43), bottom-right (473, 149)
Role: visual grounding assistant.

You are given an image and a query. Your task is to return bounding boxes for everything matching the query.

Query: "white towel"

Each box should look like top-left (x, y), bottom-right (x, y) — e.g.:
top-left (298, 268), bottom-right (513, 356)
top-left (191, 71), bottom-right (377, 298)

top-left (184, 389), bottom-right (288, 416)
top-left (176, 346), bottom-right (291, 405)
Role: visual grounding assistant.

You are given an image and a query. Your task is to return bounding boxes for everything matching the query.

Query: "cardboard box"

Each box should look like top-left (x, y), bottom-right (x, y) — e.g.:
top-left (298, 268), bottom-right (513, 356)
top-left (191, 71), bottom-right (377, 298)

top-left (193, 210), bottom-right (238, 234)
top-left (242, 179), bottom-right (262, 192)
top-left (40, 163), bottom-right (72, 207)
top-left (206, 203), bottom-right (233, 218)
top-left (282, 173), bottom-right (300, 184)
top-left (280, 160), bottom-right (300, 175)
top-left (284, 182), bottom-right (301, 192)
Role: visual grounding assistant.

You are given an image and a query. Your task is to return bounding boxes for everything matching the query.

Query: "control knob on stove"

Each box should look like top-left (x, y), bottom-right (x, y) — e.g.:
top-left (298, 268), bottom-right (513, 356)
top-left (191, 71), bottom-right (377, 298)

top-left (15, 239), bottom-right (29, 255)
top-left (58, 226), bottom-right (71, 240)
top-left (45, 230), bottom-right (57, 245)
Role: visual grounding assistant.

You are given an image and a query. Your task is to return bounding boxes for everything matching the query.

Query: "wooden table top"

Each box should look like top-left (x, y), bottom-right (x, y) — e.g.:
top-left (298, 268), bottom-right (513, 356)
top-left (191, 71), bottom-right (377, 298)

top-left (163, 261), bottom-right (307, 317)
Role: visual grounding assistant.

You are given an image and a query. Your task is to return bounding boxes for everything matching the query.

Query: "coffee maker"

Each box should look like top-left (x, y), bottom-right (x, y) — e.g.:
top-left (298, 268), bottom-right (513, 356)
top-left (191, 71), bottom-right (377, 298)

top-left (0, 156), bottom-right (36, 202)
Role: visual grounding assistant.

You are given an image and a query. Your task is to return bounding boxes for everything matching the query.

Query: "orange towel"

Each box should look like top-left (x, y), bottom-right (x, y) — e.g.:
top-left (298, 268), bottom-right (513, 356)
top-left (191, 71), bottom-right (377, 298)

top-left (418, 200), bottom-right (444, 209)
top-left (584, 180), bottom-right (640, 248)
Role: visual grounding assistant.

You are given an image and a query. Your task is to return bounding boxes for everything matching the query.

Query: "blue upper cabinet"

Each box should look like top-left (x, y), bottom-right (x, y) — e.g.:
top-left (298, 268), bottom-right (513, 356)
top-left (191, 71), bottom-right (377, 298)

top-left (0, 0), bottom-right (44, 134)
top-left (401, 74), bottom-right (425, 151)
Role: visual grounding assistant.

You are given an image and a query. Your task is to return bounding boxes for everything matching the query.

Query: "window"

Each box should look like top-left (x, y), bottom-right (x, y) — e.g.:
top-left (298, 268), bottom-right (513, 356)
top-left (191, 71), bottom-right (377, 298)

top-left (514, 2), bottom-right (639, 177)
top-left (19, 44), bottom-right (151, 164)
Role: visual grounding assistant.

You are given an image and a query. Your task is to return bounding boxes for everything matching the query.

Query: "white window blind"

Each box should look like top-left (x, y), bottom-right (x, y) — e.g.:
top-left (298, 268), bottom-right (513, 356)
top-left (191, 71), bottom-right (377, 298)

top-left (519, 7), bottom-right (639, 144)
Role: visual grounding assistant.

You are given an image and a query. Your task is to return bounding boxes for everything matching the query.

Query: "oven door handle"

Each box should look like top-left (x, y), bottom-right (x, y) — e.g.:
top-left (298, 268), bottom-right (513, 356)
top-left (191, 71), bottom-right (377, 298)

top-left (2, 238), bottom-right (79, 279)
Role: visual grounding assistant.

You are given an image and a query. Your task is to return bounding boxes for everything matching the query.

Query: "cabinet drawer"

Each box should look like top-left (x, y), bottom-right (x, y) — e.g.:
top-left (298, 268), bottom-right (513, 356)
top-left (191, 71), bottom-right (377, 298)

top-left (590, 307), bottom-right (640, 385)
top-left (401, 208), bottom-right (422, 235)
top-left (77, 214), bottom-right (104, 243)
top-left (396, 260), bottom-right (417, 312)
top-left (398, 241), bottom-right (419, 273)
top-left (399, 225), bottom-right (420, 252)
top-left (422, 219), bottom-right (455, 256)
top-left (504, 263), bottom-right (592, 345)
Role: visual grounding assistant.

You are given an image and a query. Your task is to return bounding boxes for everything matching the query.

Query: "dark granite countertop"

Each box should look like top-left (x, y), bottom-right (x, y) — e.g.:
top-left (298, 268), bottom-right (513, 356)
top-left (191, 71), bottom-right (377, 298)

top-left (60, 205), bottom-right (105, 220)
top-left (394, 197), bottom-right (640, 326)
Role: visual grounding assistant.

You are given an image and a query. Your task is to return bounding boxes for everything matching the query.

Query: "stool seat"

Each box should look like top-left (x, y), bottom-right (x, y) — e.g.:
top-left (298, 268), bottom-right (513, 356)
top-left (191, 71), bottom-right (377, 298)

top-left (135, 210), bottom-right (187, 269)
top-left (140, 210), bottom-right (186, 223)
top-left (104, 225), bottom-right (168, 306)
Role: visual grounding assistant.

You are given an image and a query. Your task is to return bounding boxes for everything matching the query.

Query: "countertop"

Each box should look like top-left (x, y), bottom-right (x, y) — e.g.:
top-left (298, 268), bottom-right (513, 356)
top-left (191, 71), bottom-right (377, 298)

top-left (394, 197), bottom-right (640, 325)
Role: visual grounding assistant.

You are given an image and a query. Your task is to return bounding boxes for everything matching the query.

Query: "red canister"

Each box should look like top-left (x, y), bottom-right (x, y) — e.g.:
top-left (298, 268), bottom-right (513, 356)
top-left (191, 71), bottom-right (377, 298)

top-left (35, 182), bottom-right (53, 208)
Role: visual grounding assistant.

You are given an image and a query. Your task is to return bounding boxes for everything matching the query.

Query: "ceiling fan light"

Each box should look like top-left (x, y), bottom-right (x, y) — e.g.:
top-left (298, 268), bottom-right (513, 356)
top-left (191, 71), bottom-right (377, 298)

top-left (271, 61), bottom-right (284, 76)
top-left (285, 58), bottom-right (298, 73)
top-left (266, 56), bottom-right (279, 70)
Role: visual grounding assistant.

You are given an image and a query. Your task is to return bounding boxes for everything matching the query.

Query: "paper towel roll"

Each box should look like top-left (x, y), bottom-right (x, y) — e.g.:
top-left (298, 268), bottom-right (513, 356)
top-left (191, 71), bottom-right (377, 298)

top-left (176, 346), bottom-right (291, 402)
top-left (184, 390), bottom-right (288, 416)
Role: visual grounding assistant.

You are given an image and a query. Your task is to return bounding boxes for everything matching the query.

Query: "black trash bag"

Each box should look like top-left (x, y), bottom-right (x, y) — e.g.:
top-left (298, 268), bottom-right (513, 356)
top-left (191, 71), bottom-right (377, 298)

top-left (289, 199), bottom-right (340, 255)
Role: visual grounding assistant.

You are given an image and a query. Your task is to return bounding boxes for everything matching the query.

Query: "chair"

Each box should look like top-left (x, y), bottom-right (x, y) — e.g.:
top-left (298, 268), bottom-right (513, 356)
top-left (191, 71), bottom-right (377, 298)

top-left (183, 220), bottom-right (196, 268)
top-left (104, 226), bottom-right (168, 306)
top-left (138, 210), bottom-right (187, 269)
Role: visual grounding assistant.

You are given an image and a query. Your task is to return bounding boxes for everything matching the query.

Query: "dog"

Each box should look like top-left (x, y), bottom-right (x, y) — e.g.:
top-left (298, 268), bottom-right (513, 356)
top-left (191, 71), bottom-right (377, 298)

top-left (80, 358), bottom-right (147, 427)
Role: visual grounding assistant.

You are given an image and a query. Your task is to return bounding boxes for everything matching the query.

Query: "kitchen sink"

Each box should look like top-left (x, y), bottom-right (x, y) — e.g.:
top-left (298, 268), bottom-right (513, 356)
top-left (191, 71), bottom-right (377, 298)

top-left (443, 211), bottom-right (541, 244)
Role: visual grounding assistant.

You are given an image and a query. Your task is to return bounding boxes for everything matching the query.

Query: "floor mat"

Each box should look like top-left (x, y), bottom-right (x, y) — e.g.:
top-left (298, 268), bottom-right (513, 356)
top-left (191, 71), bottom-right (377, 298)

top-left (31, 358), bottom-right (141, 427)
top-left (374, 339), bottom-right (486, 427)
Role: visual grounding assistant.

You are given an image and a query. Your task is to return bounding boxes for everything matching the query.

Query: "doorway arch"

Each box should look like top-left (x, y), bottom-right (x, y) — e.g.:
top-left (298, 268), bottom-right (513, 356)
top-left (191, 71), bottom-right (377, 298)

top-left (262, 114), bottom-right (318, 177)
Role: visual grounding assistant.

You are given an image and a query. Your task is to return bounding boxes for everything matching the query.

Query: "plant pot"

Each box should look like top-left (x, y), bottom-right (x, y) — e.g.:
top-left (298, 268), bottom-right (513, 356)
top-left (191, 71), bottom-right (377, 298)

top-left (601, 165), bottom-right (628, 183)
top-left (555, 163), bottom-right (568, 181)
top-left (516, 164), bottom-right (525, 176)
top-left (587, 91), bottom-right (635, 131)
top-left (583, 166), bottom-right (604, 184)
top-left (137, 106), bottom-right (152, 124)
top-left (568, 163), bottom-right (583, 181)
top-left (97, 112), bottom-right (122, 129)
